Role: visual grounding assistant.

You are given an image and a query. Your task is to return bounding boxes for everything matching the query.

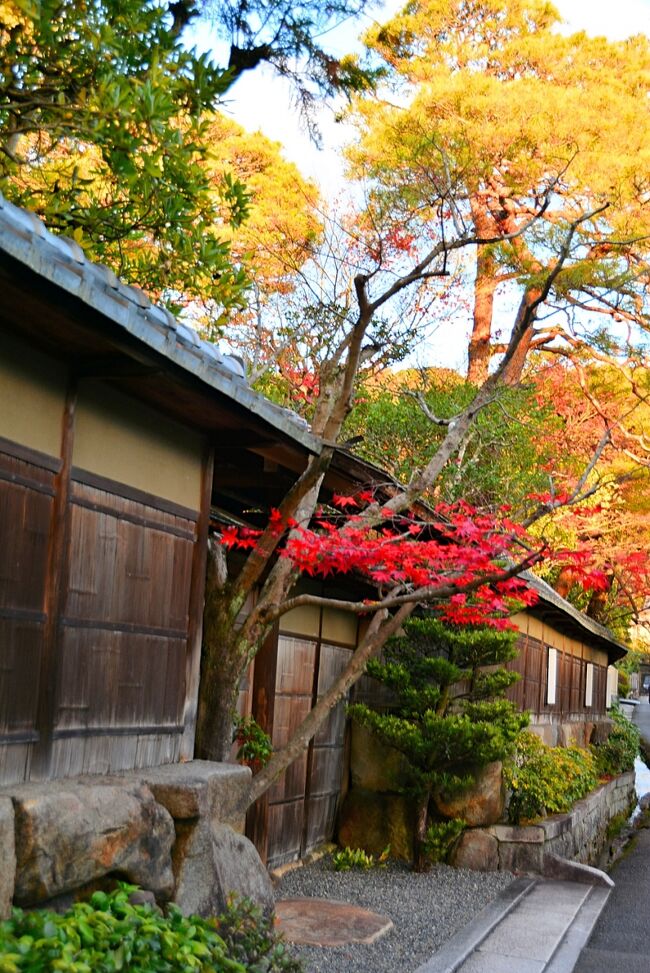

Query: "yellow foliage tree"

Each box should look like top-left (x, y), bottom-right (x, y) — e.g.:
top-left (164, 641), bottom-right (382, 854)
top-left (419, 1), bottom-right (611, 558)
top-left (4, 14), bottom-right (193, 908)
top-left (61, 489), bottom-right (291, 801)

top-left (197, 114), bottom-right (322, 340)
top-left (349, 0), bottom-right (650, 384)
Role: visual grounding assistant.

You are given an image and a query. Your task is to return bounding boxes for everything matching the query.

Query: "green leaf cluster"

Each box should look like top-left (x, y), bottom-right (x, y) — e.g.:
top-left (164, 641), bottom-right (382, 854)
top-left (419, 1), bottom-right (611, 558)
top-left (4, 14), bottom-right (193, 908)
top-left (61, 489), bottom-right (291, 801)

top-left (331, 846), bottom-right (387, 871)
top-left (0, 0), bottom-right (249, 313)
top-left (348, 617), bottom-right (528, 800)
top-left (0, 885), bottom-right (302, 973)
top-left (591, 705), bottom-right (640, 778)
top-left (213, 897), bottom-right (303, 973)
top-left (504, 731), bottom-right (598, 825)
top-left (233, 715), bottom-right (274, 768)
top-left (422, 818), bottom-right (465, 864)
top-left (344, 374), bottom-right (555, 511)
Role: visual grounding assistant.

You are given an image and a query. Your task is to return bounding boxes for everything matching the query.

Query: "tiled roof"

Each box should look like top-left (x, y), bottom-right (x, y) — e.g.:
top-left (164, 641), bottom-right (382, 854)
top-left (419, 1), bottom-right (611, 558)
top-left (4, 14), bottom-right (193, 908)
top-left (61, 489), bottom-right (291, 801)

top-left (0, 192), bottom-right (317, 450)
top-left (522, 570), bottom-right (627, 660)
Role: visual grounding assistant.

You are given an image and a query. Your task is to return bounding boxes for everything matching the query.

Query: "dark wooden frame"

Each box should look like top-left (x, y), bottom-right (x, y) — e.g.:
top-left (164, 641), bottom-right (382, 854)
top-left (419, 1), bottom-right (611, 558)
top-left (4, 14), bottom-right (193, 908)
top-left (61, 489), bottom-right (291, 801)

top-left (0, 382), bottom-right (212, 782)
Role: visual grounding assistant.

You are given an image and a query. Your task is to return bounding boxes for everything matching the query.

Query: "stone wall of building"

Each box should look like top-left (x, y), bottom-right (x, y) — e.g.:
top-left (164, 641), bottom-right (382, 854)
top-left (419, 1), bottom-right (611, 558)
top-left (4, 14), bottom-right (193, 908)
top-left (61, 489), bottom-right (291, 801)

top-left (0, 761), bottom-right (274, 920)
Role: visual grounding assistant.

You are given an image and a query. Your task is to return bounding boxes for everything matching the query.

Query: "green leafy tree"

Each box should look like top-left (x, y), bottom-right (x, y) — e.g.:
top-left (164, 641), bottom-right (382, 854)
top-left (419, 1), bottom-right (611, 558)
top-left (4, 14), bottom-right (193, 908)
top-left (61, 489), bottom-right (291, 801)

top-left (0, 0), bottom-right (369, 312)
top-left (343, 367), bottom-right (556, 512)
top-left (348, 616), bottom-right (527, 870)
top-left (0, 0), bottom-right (250, 312)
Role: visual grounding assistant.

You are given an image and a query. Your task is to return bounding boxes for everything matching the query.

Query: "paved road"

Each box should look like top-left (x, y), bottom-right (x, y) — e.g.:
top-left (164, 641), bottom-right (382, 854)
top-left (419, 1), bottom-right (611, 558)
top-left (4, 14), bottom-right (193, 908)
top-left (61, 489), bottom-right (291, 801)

top-left (572, 700), bottom-right (650, 973)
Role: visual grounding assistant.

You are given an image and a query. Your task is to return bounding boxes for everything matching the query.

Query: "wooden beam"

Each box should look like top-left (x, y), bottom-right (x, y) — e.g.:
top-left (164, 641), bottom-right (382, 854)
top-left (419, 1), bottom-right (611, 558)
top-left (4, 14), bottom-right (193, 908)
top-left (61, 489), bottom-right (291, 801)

top-left (74, 355), bottom-right (163, 381)
top-left (245, 623), bottom-right (279, 865)
top-left (31, 378), bottom-right (77, 778)
top-left (180, 440), bottom-right (215, 761)
top-left (301, 608), bottom-right (324, 857)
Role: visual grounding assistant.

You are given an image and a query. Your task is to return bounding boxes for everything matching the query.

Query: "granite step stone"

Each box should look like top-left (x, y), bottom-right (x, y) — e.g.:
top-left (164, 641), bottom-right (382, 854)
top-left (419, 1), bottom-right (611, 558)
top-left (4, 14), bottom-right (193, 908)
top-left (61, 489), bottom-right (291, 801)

top-left (416, 878), bottom-right (611, 973)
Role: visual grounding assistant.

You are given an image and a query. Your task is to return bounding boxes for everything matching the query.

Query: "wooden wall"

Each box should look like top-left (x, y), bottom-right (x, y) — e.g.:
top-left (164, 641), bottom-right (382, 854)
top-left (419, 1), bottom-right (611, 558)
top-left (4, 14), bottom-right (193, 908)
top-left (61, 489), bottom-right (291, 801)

top-left (244, 605), bottom-right (616, 866)
top-left (507, 614), bottom-right (609, 719)
top-left (0, 347), bottom-right (210, 784)
top-left (246, 604), bottom-right (357, 869)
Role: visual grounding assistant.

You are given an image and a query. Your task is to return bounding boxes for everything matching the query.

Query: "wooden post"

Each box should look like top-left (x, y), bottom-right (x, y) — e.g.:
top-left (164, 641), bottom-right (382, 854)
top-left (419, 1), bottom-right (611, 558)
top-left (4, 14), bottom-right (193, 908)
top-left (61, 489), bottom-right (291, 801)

top-left (180, 440), bottom-right (214, 761)
top-left (246, 623), bottom-right (279, 864)
top-left (300, 607), bottom-right (324, 857)
top-left (31, 378), bottom-right (77, 778)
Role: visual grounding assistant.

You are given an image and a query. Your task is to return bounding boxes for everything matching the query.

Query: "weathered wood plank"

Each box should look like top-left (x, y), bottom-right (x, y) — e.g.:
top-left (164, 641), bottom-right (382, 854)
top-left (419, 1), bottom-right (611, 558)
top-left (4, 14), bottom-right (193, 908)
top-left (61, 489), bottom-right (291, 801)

top-left (180, 442), bottom-right (213, 760)
top-left (31, 380), bottom-right (76, 778)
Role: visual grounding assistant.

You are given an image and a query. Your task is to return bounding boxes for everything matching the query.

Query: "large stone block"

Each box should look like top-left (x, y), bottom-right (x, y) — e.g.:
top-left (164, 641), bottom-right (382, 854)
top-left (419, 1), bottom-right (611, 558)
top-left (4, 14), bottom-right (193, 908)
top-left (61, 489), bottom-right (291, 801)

top-left (350, 725), bottom-right (409, 793)
top-left (0, 797), bottom-right (16, 918)
top-left (12, 780), bottom-right (175, 906)
top-left (337, 788), bottom-right (414, 861)
top-left (451, 829), bottom-right (499, 872)
top-left (590, 720), bottom-right (614, 745)
top-left (434, 762), bottom-right (505, 827)
top-left (498, 839), bottom-right (544, 874)
top-left (491, 824), bottom-right (545, 844)
top-left (140, 760), bottom-right (251, 830)
top-left (173, 820), bottom-right (274, 917)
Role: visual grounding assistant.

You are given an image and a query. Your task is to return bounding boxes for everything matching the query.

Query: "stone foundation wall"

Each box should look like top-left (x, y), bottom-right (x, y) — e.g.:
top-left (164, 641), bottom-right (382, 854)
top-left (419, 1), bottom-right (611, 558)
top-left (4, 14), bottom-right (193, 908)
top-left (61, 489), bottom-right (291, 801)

top-left (0, 761), bottom-right (274, 920)
top-left (453, 771), bottom-right (636, 875)
top-left (527, 714), bottom-right (613, 749)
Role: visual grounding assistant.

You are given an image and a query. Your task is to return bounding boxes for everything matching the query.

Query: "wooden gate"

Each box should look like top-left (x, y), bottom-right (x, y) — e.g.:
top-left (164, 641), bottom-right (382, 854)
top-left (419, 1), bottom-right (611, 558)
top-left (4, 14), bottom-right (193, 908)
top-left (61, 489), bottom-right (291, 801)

top-left (247, 605), bottom-right (357, 868)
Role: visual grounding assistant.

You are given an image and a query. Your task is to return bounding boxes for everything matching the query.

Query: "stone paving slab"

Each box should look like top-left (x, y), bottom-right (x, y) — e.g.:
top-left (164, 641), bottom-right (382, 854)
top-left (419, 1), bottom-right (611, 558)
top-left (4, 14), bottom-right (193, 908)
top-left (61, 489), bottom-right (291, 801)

top-left (518, 880), bottom-right (592, 910)
top-left (471, 881), bottom-right (592, 964)
top-left (477, 915), bottom-right (573, 963)
top-left (545, 887), bottom-right (611, 973)
top-left (458, 952), bottom-right (545, 973)
top-left (274, 897), bottom-right (394, 947)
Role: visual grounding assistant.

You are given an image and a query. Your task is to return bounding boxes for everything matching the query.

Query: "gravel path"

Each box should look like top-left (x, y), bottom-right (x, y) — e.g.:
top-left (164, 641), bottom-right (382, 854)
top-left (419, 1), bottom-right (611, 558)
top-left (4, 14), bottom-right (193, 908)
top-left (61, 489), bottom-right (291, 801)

top-left (275, 856), bottom-right (514, 973)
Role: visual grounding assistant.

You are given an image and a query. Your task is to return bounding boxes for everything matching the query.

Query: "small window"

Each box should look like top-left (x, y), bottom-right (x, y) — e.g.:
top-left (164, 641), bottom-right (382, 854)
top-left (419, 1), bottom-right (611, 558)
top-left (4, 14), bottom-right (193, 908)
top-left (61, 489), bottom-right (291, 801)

top-left (585, 663), bottom-right (594, 708)
top-left (546, 647), bottom-right (558, 705)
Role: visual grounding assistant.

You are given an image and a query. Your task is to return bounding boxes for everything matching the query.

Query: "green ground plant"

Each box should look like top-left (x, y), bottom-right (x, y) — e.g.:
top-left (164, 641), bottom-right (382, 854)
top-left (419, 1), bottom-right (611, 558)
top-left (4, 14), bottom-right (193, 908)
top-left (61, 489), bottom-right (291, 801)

top-left (504, 732), bottom-right (598, 824)
top-left (0, 884), bottom-right (302, 973)
top-left (423, 819), bottom-right (466, 864)
top-left (331, 846), bottom-right (389, 871)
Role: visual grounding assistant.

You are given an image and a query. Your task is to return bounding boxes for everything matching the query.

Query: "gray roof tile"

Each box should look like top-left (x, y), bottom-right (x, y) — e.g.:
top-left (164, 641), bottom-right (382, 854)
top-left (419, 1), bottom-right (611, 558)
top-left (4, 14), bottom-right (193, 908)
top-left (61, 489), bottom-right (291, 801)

top-left (0, 192), bottom-right (319, 450)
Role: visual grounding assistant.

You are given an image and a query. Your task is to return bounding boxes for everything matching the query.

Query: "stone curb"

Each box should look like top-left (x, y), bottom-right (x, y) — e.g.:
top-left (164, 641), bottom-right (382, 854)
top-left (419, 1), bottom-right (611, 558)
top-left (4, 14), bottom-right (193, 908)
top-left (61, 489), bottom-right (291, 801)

top-left (542, 853), bottom-right (614, 888)
top-left (412, 876), bottom-right (536, 973)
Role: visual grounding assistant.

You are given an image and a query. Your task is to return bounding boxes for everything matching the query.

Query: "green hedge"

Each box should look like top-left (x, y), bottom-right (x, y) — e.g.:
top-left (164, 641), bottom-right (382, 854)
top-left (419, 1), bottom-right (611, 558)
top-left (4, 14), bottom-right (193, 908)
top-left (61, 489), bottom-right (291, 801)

top-left (0, 885), bottom-right (302, 973)
top-left (504, 732), bottom-right (598, 824)
top-left (592, 705), bottom-right (640, 777)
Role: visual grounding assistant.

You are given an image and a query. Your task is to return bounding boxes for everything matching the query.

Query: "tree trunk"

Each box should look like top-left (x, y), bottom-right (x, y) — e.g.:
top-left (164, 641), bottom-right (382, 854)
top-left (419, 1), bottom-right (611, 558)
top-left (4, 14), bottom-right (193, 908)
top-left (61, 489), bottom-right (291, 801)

top-left (467, 201), bottom-right (499, 386)
top-left (500, 287), bottom-right (542, 386)
top-left (467, 247), bottom-right (499, 386)
top-left (195, 673), bottom-right (239, 762)
top-left (195, 542), bottom-right (249, 761)
top-left (413, 790), bottom-right (431, 873)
